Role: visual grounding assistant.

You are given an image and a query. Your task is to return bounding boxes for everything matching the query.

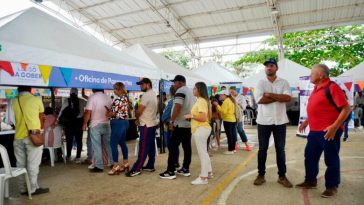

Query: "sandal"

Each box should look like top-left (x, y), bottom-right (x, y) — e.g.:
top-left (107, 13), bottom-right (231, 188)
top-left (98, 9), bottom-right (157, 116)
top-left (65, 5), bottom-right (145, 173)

top-left (120, 162), bottom-right (130, 173)
top-left (108, 165), bottom-right (121, 175)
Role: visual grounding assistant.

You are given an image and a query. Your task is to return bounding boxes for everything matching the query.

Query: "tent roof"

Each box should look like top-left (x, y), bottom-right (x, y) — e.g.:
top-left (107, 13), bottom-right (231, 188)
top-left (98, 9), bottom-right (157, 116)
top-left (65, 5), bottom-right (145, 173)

top-left (0, 8), bottom-right (159, 78)
top-left (48, 0), bottom-right (364, 49)
top-left (243, 59), bottom-right (311, 88)
top-left (121, 44), bottom-right (209, 85)
top-left (339, 62), bottom-right (364, 82)
top-left (192, 62), bottom-right (242, 85)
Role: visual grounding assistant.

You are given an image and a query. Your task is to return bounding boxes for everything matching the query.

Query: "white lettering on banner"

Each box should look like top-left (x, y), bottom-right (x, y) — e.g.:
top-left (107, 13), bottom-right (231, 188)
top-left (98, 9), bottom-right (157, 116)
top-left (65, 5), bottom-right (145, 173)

top-left (77, 75), bottom-right (100, 83)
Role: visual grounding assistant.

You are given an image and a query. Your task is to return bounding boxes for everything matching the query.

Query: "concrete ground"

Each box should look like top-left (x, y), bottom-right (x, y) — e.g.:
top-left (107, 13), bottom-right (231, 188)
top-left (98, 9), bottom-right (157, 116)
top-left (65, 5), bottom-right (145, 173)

top-left (5, 126), bottom-right (364, 205)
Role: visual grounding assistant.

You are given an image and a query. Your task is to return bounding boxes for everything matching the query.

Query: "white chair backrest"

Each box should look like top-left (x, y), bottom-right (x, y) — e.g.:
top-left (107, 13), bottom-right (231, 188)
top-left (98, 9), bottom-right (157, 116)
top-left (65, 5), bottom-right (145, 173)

top-left (0, 144), bottom-right (12, 175)
top-left (247, 109), bottom-right (255, 119)
top-left (53, 126), bottom-right (63, 148)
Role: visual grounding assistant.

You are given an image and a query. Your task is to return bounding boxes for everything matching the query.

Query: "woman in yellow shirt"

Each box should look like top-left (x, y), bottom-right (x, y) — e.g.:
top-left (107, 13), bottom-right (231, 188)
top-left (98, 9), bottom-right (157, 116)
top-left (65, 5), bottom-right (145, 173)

top-left (184, 82), bottom-right (212, 185)
top-left (212, 90), bottom-right (237, 154)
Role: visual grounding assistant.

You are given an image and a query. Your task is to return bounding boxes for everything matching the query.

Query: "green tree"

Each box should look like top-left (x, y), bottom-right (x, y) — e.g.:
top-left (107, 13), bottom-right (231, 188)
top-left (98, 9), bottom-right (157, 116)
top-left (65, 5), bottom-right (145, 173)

top-left (160, 50), bottom-right (192, 69)
top-left (234, 25), bottom-right (364, 76)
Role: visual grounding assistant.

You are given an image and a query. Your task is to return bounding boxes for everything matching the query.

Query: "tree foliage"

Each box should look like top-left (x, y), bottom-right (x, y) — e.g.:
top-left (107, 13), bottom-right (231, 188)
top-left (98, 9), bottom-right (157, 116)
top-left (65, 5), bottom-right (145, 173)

top-left (234, 25), bottom-right (364, 76)
top-left (160, 50), bottom-right (192, 69)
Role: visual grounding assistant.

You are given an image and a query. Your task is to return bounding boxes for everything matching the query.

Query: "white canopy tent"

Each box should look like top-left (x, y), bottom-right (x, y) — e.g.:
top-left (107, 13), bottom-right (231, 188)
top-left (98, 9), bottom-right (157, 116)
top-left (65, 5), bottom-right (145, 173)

top-left (192, 62), bottom-right (242, 85)
top-left (243, 59), bottom-right (311, 89)
top-left (121, 44), bottom-right (210, 87)
top-left (0, 8), bottom-right (158, 78)
top-left (339, 62), bottom-right (364, 83)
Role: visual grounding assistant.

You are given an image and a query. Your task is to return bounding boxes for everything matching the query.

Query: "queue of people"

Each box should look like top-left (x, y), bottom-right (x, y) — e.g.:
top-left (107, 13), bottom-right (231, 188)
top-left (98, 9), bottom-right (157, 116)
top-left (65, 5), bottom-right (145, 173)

top-left (8, 58), bottom-right (352, 199)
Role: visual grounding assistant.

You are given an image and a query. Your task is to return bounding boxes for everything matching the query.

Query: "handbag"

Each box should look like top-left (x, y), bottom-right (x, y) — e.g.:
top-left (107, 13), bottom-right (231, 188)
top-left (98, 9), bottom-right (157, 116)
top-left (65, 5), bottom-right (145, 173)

top-left (17, 97), bottom-right (45, 147)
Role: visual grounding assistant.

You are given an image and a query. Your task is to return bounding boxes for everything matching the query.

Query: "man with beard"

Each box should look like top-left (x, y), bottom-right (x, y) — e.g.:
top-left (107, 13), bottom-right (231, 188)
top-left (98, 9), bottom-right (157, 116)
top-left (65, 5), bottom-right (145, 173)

top-left (126, 78), bottom-right (158, 177)
top-left (253, 58), bottom-right (293, 188)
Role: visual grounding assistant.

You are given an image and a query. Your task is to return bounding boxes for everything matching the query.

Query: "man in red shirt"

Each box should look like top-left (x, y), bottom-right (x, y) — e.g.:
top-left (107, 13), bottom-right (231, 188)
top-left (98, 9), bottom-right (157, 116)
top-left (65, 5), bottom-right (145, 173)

top-left (297, 64), bottom-right (351, 198)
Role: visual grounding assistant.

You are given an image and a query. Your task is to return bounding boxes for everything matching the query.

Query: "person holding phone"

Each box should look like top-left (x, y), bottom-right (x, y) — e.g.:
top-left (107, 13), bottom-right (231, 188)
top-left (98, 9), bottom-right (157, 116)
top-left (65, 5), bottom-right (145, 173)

top-left (106, 82), bottom-right (130, 175)
top-left (83, 89), bottom-right (113, 173)
top-left (184, 82), bottom-right (212, 185)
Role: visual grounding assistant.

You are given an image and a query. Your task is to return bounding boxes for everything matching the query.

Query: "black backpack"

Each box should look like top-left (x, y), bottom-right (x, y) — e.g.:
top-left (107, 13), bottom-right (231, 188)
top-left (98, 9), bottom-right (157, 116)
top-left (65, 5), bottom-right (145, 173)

top-left (325, 81), bottom-right (351, 122)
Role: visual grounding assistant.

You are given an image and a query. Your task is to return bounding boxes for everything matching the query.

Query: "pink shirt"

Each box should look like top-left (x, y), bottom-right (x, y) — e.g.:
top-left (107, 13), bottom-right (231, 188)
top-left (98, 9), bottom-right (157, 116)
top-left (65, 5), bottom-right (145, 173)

top-left (85, 92), bottom-right (112, 128)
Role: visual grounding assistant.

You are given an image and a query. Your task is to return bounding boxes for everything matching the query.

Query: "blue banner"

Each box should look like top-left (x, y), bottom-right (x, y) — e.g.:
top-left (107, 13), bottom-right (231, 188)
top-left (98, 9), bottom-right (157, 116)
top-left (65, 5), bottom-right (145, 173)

top-left (59, 68), bottom-right (140, 91)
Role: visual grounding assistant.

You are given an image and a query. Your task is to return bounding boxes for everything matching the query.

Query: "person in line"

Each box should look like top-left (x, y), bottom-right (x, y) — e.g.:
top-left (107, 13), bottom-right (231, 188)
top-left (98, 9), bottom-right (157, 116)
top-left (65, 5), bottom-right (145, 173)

top-left (229, 86), bottom-right (252, 152)
top-left (212, 90), bottom-right (237, 155)
top-left (81, 88), bottom-right (93, 164)
top-left (107, 82), bottom-right (130, 175)
top-left (59, 88), bottom-right (87, 163)
top-left (162, 86), bottom-right (180, 168)
top-left (126, 78), bottom-right (158, 177)
top-left (253, 58), bottom-right (293, 188)
top-left (210, 96), bottom-right (221, 149)
top-left (12, 86), bottom-right (49, 195)
top-left (184, 82), bottom-right (212, 185)
top-left (82, 89), bottom-right (113, 173)
top-left (160, 75), bottom-right (195, 179)
top-left (297, 64), bottom-right (351, 198)
top-left (353, 104), bottom-right (362, 128)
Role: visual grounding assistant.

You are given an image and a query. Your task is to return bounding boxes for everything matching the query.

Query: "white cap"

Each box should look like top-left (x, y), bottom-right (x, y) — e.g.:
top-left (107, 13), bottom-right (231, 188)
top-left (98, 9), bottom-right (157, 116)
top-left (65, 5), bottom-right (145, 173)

top-left (218, 90), bottom-right (230, 96)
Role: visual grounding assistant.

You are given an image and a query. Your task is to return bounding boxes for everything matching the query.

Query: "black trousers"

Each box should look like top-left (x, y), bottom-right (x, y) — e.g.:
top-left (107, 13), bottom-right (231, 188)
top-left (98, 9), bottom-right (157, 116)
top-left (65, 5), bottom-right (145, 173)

top-left (167, 127), bottom-right (192, 172)
top-left (223, 121), bottom-right (237, 151)
top-left (257, 124), bottom-right (287, 177)
top-left (64, 118), bottom-right (83, 158)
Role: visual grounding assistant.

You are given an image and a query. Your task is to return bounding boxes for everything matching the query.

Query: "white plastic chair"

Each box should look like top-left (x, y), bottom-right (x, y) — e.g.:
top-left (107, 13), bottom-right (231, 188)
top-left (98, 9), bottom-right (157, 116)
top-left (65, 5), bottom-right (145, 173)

top-left (44, 126), bottom-right (66, 167)
top-left (0, 144), bottom-right (32, 204)
top-left (245, 109), bottom-right (256, 126)
top-left (134, 138), bottom-right (158, 157)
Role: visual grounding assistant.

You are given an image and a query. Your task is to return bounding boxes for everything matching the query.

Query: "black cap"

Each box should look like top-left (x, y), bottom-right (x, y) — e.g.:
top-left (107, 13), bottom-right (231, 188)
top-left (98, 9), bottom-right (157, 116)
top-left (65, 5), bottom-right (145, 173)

top-left (136, 78), bottom-right (152, 86)
top-left (263, 58), bottom-right (278, 67)
top-left (171, 75), bottom-right (186, 83)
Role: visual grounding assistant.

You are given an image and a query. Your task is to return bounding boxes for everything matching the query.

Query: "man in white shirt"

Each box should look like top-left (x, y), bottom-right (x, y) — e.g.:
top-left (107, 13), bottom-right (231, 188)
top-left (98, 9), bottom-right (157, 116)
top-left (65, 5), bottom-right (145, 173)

top-left (126, 78), bottom-right (158, 177)
top-left (253, 58), bottom-right (293, 188)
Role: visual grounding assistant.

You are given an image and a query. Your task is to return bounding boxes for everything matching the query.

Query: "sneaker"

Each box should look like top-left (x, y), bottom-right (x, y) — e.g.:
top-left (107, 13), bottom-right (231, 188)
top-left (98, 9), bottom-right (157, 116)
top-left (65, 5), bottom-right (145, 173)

top-left (125, 170), bottom-right (141, 177)
top-left (245, 144), bottom-right (252, 151)
top-left (296, 181), bottom-right (317, 189)
top-left (253, 175), bottom-right (266, 186)
top-left (174, 163), bottom-right (181, 170)
top-left (159, 171), bottom-right (176, 179)
top-left (176, 168), bottom-right (191, 177)
top-left (223, 151), bottom-right (235, 155)
top-left (142, 166), bottom-right (156, 172)
top-left (321, 187), bottom-right (338, 198)
top-left (278, 176), bottom-right (293, 188)
top-left (74, 158), bottom-right (82, 164)
top-left (208, 173), bottom-right (214, 179)
top-left (343, 138), bottom-right (348, 142)
top-left (88, 164), bottom-right (95, 169)
top-left (89, 167), bottom-right (103, 173)
top-left (191, 177), bottom-right (208, 185)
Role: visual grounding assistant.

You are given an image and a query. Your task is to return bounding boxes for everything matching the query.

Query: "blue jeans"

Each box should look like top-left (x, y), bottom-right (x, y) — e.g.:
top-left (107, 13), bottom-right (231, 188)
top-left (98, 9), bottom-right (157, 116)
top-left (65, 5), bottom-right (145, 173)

top-left (131, 126), bottom-right (157, 171)
top-left (305, 130), bottom-right (342, 188)
top-left (257, 124), bottom-right (287, 177)
top-left (90, 123), bottom-right (112, 169)
top-left (237, 121), bottom-right (248, 143)
top-left (223, 121), bottom-right (237, 151)
top-left (343, 121), bottom-right (349, 139)
top-left (110, 119), bottom-right (129, 162)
